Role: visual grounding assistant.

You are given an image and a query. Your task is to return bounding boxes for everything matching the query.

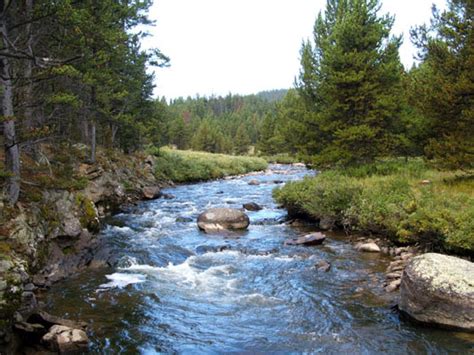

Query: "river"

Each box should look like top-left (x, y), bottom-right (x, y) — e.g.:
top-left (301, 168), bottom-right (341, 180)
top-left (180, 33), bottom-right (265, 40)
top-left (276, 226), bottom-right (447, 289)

top-left (43, 165), bottom-right (473, 353)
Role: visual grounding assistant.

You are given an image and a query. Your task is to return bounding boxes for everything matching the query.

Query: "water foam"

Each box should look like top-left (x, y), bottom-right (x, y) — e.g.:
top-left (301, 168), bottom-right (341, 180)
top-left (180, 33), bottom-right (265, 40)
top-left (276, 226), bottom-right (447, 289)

top-left (98, 273), bottom-right (146, 290)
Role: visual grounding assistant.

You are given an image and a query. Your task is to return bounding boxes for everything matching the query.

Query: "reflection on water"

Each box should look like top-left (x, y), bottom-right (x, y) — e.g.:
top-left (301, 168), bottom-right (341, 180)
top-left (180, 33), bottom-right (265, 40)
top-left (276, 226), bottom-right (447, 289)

top-left (44, 165), bottom-right (474, 353)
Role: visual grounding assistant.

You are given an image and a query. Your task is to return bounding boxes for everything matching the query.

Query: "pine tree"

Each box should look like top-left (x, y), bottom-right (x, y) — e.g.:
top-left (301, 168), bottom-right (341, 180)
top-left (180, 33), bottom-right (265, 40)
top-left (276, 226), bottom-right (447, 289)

top-left (234, 123), bottom-right (251, 155)
top-left (296, 0), bottom-right (404, 167)
top-left (411, 0), bottom-right (474, 170)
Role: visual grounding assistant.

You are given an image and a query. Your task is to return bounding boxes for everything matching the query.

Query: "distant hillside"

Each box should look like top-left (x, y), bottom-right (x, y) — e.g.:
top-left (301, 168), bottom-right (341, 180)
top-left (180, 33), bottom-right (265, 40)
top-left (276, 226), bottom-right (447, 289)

top-left (256, 89), bottom-right (288, 102)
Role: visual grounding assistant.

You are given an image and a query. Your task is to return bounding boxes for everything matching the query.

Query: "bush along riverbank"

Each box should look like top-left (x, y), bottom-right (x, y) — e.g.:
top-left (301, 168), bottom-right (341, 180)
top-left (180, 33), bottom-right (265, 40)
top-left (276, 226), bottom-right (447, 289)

top-left (274, 159), bottom-right (474, 255)
top-left (0, 145), bottom-right (268, 352)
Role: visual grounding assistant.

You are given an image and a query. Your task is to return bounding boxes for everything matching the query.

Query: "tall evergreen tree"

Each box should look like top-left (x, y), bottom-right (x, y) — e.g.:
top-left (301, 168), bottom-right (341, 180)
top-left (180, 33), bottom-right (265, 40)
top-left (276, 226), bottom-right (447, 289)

top-left (234, 123), bottom-right (251, 155)
top-left (296, 0), bottom-right (404, 167)
top-left (411, 0), bottom-right (474, 170)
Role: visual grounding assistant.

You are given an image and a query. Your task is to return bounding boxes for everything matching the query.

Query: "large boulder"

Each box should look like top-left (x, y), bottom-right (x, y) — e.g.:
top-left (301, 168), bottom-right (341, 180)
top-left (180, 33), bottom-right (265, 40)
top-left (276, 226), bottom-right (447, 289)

top-left (399, 253), bottom-right (474, 331)
top-left (197, 208), bottom-right (250, 233)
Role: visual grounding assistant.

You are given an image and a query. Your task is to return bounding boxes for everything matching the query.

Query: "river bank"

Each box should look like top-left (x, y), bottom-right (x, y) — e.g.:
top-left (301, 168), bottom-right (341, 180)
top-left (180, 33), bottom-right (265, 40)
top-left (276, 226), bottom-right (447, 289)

top-left (0, 146), bottom-right (268, 352)
top-left (274, 159), bottom-right (474, 256)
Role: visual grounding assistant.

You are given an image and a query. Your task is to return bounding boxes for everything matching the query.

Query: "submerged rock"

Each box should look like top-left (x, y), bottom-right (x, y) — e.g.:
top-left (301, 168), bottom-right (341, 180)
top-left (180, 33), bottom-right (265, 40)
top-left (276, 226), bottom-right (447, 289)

top-left (243, 202), bottom-right (263, 211)
top-left (285, 232), bottom-right (326, 246)
top-left (399, 253), bottom-right (474, 331)
top-left (197, 208), bottom-right (250, 233)
top-left (316, 260), bottom-right (331, 272)
top-left (248, 179), bottom-right (260, 186)
top-left (176, 217), bottom-right (193, 223)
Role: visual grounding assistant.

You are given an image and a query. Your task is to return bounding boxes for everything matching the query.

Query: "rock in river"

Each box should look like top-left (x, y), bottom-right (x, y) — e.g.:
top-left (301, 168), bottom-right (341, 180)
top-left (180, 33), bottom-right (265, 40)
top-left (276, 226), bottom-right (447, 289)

top-left (142, 186), bottom-right (161, 200)
top-left (285, 232), bottom-right (326, 246)
top-left (356, 242), bottom-right (381, 253)
top-left (399, 253), bottom-right (474, 331)
top-left (42, 325), bottom-right (89, 353)
top-left (197, 208), bottom-right (250, 233)
top-left (243, 202), bottom-right (263, 211)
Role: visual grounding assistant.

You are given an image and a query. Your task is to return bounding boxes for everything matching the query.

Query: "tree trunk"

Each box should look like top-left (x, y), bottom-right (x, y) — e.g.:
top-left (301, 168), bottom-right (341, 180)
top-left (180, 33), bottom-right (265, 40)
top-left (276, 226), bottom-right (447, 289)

top-left (23, 0), bottom-right (40, 160)
top-left (81, 114), bottom-right (89, 144)
top-left (111, 123), bottom-right (118, 147)
top-left (24, 0), bottom-right (34, 129)
top-left (90, 120), bottom-right (96, 163)
top-left (1, 20), bottom-right (21, 205)
top-left (89, 86), bottom-right (97, 163)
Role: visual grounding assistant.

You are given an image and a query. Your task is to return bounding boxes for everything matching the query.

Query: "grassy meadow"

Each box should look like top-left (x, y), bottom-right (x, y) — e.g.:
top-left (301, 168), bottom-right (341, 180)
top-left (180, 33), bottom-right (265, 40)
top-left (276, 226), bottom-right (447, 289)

top-left (150, 147), bottom-right (268, 183)
top-left (274, 159), bottom-right (474, 254)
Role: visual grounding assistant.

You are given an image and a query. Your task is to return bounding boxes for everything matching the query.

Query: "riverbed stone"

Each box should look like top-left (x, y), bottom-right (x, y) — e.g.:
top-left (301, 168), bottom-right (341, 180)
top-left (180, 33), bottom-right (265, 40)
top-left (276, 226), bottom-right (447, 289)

top-left (316, 260), bottom-right (331, 272)
top-left (385, 279), bottom-right (401, 293)
top-left (356, 242), bottom-right (381, 253)
top-left (243, 202), bottom-right (262, 211)
top-left (285, 232), bottom-right (326, 246)
top-left (318, 216), bottom-right (336, 231)
top-left (142, 186), bottom-right (161, 200)
top-left (399, 253), bottom-right (474, 331)
top-left (197, 208), bottom-right (250, 233)
top-left (248, 179), bottom-right (260, 186)
top-left (42, 325), bottom-right (88, 353)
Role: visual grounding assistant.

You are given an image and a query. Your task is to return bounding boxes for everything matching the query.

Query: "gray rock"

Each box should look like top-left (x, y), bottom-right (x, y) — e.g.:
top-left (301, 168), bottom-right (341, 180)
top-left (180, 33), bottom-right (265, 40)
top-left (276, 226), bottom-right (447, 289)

top-left (243, 202), bottom-right (262, 211)
top-left (356, 242), bottom-right (381, 253)
top-left (42, 325), bottom-right (88, 353)
top-left (399, 253), bottom-right (474, 331)
top-left (197, 208), bottom-right (250, 233)
top-left (319, 216), bottom-right (336, 231)
top-left (386, 272), bottom-right (402, 280)
top-left (316, 260), bottom-right (331, 272)
top-left (176, 217), bottom-right (193, 223)
top-left (385, 279), bottom-right (401, 293)
top-left (142, 186), bottom-right (161, 200)
top-left (285, 232), bottom-right (326, 246)
top-left (248, 179), bottom-right (260, 186)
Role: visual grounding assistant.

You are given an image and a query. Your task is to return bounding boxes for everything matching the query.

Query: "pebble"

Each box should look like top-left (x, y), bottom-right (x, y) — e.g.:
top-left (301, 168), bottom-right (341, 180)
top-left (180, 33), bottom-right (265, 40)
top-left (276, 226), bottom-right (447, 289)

top-left (385, 279), bottom-right (401, 293)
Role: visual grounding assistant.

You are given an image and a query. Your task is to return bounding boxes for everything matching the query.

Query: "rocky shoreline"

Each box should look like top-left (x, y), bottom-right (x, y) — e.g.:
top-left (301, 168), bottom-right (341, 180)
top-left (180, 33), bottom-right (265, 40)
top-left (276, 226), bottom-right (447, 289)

top-left (285, 217), bottom-right (474, 333)
top-left (0, 161), bottom-right (273, 352)
top-left (0, 153), bottom-right (168, 353)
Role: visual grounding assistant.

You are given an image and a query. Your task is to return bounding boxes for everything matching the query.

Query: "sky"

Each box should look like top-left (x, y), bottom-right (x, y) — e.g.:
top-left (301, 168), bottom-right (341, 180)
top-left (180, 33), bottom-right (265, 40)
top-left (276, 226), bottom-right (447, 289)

top-left (143, 0), bottom-right (447, 99)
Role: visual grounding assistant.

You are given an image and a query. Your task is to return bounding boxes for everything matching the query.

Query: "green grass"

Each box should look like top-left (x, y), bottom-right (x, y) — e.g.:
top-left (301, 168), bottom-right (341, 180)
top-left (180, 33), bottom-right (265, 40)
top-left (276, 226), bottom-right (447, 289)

top-left (149, 147), bottom-right (268, 183)
top-left (274, 159), bottom-right (474, 254)
top-left (261, 153), bottom-right (301, 164)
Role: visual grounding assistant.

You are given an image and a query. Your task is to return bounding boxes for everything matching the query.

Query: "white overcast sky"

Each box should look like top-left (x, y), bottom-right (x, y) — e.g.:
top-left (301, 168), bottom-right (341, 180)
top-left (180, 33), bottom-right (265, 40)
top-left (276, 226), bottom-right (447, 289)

top-left (143, 0), bottom-right (447, 99)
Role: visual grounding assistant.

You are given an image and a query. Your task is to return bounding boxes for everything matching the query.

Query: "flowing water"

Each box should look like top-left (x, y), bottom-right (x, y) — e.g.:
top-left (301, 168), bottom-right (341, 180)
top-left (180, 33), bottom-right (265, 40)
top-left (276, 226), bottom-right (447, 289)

top-left (44, 165), bottom-right (473, 354)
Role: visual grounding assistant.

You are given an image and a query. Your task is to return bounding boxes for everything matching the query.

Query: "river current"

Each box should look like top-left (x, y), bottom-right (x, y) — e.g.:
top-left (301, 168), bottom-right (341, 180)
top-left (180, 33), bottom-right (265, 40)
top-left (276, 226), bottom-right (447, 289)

top-left (44, 165), bottom-right (473, 353)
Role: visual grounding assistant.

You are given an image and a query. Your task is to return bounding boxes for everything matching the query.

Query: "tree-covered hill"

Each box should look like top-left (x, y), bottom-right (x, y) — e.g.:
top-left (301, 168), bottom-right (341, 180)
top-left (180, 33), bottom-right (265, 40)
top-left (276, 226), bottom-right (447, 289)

top-left (152, 89), bottom-right (288, 154)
